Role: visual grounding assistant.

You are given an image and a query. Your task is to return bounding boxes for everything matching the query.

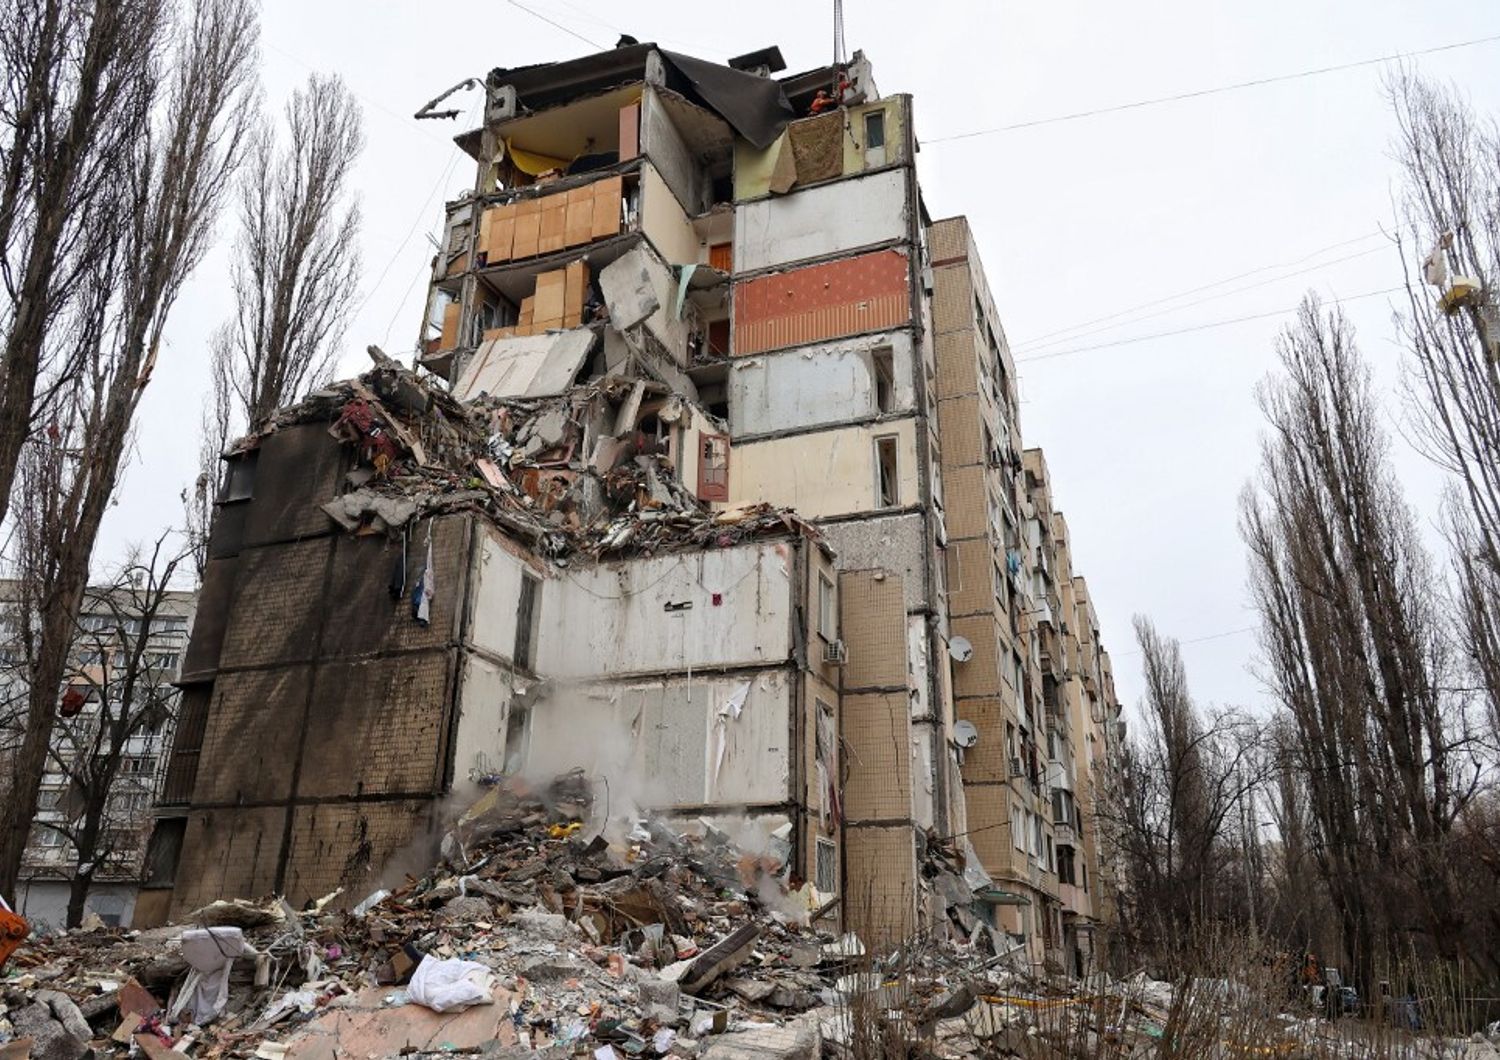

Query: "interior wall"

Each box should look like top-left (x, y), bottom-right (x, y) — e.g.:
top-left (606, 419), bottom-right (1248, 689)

top-left (728, 331), bottom-right (915, 436)
top-left (728, 418), bottom-right (920, 520)
top-left (536, 543), bottom-right (795, 679)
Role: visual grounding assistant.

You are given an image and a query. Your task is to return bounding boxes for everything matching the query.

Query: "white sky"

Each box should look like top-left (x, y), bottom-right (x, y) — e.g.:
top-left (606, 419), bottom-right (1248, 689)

top-left (98, 0), bottom-right (1500, 716)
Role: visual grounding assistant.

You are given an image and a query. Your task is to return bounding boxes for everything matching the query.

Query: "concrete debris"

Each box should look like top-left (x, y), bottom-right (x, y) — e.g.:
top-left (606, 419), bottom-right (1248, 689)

top-left (229, 346), bottom-right (820, 566)
top-left (0, 770), bottom-right (1033, 1060)
top-left (599, 248), bottom-right (661, 331)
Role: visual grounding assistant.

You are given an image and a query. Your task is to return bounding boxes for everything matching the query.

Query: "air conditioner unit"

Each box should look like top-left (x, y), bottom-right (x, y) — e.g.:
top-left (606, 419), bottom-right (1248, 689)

top-left (1009, 757), bottom-right (1024, 778)
top-left (823, 639), bottom-right (848, 665)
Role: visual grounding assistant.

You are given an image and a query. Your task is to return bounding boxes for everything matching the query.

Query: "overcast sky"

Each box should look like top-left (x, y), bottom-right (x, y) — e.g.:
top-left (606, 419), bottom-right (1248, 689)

top-left (97, 0), bottom-right (1500, 717)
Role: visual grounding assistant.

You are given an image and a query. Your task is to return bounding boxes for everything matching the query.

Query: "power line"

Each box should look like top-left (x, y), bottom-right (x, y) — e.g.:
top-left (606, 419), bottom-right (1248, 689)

top-left (1015, 286), bottom-right (1404, 364)
top-left (507, 0), bottom-right (604, 49)
top-left (1117, 626), bottom-right (1259, 658)
top-left (1012, 231), bottom-right (1385, 349)
top-left (262, 40), bottom-right (453, 150)
top-left (357, 96), bottom-right (481, 322)
top-left (1015, 243), bottom-right (1389, 354)
top-left (926, 32), bottom-right (1500, 143)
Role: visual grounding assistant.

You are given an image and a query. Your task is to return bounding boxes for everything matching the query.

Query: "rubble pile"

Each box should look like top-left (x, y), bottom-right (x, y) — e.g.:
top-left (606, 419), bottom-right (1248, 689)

top-left (252, 347), bottom-right (818, 563)
top-left (10, 771), bottom-right (1499, 1059)
top-left (0, 772), bottom-right (1039, 1060)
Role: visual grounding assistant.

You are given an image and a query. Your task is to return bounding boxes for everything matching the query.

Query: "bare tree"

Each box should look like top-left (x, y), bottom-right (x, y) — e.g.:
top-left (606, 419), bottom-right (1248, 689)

top-left (1387, 72), bottom-right (1500, 741)
top-left (1241, 296), bottom-right (1484, 984)
top-left (188, 74), bottom-right (362, 573)
top-left (1105, 615), bottom-right (1261, 973)
top-left (0, 0), bottom-right (166, 534)
top-left (0, 0), bottom-right (258, 902)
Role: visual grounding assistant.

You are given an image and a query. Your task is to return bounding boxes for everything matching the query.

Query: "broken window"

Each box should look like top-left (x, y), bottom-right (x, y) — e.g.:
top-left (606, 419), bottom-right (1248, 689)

top-left (504, 703), bottom-right (530, 775)
top-left (514, 571), bottom-right (540, 671)
top-left (697, 434), bottom-right (729, 502)
top-left (221, 451), bottom-right (257, 502)
top-left (815, 699), bottom-right (836, 762)
top-left (874, 436), bottom-right (899, 507)
top-left (863, 110), bottom-right (886, 150)
top-left (817, 574), bottom-right (837, 641)
top-left (815, 837), bottom-right (838, 894)
top-left (872, 346), bottom-right (894, 413)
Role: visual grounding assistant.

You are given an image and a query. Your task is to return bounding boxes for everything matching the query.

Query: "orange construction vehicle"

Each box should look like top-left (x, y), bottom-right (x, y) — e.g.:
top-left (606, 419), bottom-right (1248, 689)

top-left (0, 894), bottom-right (29, 970)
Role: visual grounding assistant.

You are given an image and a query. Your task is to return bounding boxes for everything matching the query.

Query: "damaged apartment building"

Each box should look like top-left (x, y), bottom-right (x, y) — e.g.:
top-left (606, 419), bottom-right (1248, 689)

top-left (145, 42), bottom-right (1126, 970)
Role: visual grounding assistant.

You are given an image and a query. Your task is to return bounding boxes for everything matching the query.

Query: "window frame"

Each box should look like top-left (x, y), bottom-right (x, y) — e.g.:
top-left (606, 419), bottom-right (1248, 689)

top-left (817, 573), bottom-right (837, 642)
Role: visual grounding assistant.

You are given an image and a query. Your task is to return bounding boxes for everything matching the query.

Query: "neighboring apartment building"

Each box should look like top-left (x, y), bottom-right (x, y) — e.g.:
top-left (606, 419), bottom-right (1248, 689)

top-left (0, 582), bottom-right (196, 930)
top-left (928, 219), bottom-right (1125, 972)
top-left (154, 40), bottom-right (1125, 964)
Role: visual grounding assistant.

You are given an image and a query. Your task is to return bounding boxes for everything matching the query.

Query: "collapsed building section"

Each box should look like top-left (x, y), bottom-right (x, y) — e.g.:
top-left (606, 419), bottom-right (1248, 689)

top-left (149, 41), bottom-right (1126, 967)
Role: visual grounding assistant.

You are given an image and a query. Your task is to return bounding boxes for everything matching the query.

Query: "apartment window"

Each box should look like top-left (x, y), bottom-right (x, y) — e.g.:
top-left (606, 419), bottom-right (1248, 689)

top-left (37, 789), bottom-right (62, 811)
top-left (514, 572), bottom-right (540, 671)
top-left (815, 838), bottom-right (838, 894)
top-left (697, 434), bottom-right (729, 503)
top-left (1011, 804), bottom-right (1025, 853)
top-left (874, 436), bottom-right (899, 507)
top-left (872, 346), bottom-right (894, 413)
top-left (1082, 863), bottom-right (1089, 893)
top-left (1032, 813), bottom-right (1043, 858)
top-left (1058, 844), bottom-right (1076, 887)
top-left (817, 574), bottom-right (837, 642)
top-left (863, 110), bottom-right (886, 150)
top-left (1046, 836), bottom-right (1055, 873)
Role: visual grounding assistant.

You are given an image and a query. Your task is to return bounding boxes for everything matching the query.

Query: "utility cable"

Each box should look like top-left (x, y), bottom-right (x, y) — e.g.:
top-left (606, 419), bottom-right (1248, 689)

top-left (1011, 231), bottom-right (1386, 349)
top-left (361, 94), bottom-right (482, 328)
top-left (1015, 286), bottom-right (1404, 364)
top-left (1115, 626), bottom-right (1259, 658)
top-left (926, 32), bottom-right (1500, 143)
top-left (507, 0), bottom-right (604, 49)
top-left (1015, 243), bottom-right (1389, 354)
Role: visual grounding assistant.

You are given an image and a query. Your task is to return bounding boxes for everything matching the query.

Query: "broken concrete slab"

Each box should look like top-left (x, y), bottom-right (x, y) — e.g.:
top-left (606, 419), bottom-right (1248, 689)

top-left (30, 992), bottom-right (90, 1043)
top-left (7, 1002), bottom-right (86, 1060)
top-left (600, 248), bottom-right (661, 330)
top-left (455, 329), bottom-right (598, 401)
top-left (320, 488), bottom-right (418, 531)
top-left (698, 1016), bottom-right (819, 1060)
top-left (638, 976), bottom-right (681, 1023)
top-left (441, 895), bottom-right (493, 923)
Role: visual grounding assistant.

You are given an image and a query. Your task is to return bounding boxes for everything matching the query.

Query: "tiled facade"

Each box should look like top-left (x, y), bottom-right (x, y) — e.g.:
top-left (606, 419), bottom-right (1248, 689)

top-left (929, 217), bottom-right (1124, 972)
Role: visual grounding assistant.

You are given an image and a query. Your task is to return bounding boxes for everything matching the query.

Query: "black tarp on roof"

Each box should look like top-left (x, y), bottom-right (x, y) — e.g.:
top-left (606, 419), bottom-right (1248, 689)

top-left (487, 45), bottom-right (795, 150)
top-left (659, 51), bottom-right (795, 149)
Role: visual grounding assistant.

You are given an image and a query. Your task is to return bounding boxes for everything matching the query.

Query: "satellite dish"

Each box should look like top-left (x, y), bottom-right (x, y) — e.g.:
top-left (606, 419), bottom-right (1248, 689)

top-left (953, 719), bottom-right (980, 748)
top-left (949, 635), bottom-right (973, 662)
